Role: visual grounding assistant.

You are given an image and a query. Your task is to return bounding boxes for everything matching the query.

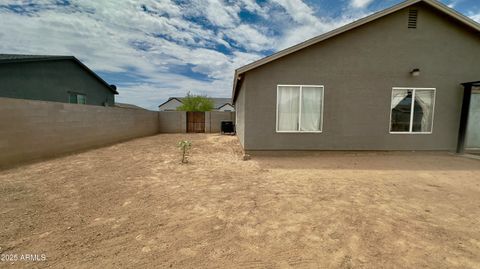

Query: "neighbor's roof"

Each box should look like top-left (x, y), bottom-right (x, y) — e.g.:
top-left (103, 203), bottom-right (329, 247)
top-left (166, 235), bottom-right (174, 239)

top-left (0, 54), bottom-right (118, 94)
top-left (159, 97), bottom-right (233, 109)
top-left (232, 0), bottom-right (480, 101)
top-left (217, 103), bottom-right (235, 109)
top-left (114, 102), bottom-right (146, 110)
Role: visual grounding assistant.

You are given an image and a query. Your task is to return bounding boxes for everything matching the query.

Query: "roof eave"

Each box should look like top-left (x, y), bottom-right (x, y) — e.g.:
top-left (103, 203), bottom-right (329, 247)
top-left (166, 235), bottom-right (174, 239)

top-left (0, 56), bottom-right (75, 65)
top-left (232, 70), bottom-right (239, 102)
top-left (70, 57), bottom-right (119, 94)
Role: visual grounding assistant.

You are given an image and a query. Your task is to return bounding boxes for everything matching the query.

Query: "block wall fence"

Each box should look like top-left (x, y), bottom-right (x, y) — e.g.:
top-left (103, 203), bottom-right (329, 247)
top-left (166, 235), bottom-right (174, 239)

top-left (0, 97), bottom-right (234, 168)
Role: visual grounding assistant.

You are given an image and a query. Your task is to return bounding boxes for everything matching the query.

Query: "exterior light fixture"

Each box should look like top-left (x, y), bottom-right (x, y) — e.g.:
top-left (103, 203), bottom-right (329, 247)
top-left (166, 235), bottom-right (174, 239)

top-left (410, 68), bottom-right (420, 77)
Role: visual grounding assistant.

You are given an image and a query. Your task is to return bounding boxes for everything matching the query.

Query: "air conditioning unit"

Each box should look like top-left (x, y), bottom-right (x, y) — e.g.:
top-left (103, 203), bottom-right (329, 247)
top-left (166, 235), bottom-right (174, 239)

top-left (221, 121), bottom-right (235, 135)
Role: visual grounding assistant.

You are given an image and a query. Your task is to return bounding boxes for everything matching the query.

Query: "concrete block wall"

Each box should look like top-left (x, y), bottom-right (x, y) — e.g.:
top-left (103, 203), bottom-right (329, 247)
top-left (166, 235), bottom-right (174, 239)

top-left (205, 111), bottom-right (235, 133)
top-left (0, 97), bottom-right (159, 168)
top-left (0, 98), bottom-right (236, 168)
top-left (158, 111), bottom-right (187, 133)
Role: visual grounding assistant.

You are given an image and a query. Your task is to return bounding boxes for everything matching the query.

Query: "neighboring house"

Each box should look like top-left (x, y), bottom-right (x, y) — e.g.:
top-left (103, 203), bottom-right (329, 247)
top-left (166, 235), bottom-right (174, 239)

top-left (159, 97), bottom-right (234, 111)
top-left (217, 103), bottom-right (235, 112)
top-left (232, 0), bottom-right (480, 152)
top-left (115, 102), bottom-right (146, 110)
top-left (0, 54), bottom-right (118, 106)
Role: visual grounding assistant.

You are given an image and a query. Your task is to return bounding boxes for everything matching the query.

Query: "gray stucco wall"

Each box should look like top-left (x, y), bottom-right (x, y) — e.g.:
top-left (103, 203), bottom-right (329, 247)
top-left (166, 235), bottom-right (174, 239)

top-left (239, 3), bottom-right (480, 151)
top-left (0, 59), bottom-right (115, 106)
top-left (0, 97), bottom-right (159, 168)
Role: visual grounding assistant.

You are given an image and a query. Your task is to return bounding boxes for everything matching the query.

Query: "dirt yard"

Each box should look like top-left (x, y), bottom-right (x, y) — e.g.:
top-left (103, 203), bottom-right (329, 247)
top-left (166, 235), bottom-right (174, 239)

top-left (1, 134), bottom-right (480, 268)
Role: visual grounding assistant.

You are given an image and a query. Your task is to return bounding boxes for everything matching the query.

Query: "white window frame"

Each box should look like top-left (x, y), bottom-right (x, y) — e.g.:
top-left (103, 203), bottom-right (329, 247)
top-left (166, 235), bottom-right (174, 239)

top-left (276, 85), bottom-right (324, 133)
top-left (389, 87), bottom-right (436, 135)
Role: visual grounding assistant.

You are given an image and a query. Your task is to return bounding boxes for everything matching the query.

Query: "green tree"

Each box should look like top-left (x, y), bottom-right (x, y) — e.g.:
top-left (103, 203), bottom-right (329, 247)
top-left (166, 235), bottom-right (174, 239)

top-left (176, 92), bottom-right (214, 112)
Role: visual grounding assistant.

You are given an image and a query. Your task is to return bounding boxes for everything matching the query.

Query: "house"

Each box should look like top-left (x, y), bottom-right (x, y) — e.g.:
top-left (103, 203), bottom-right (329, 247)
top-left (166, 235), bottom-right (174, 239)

top-left (0, 54), bottom-right (118, 106)
top-left (233, 0), bottom-right (480, 152)
top-left (159, 97), bottom-right (234, 111)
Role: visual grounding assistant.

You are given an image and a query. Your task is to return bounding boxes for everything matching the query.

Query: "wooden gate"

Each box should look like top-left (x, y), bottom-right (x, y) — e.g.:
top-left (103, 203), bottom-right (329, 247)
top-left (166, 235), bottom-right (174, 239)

top-left (187, 112), bottom-right (205, 133)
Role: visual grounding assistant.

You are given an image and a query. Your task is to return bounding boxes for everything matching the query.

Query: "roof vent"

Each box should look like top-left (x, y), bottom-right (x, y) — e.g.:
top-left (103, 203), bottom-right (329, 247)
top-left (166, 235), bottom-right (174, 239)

top-left (408, 9), bottom-right (418, 29)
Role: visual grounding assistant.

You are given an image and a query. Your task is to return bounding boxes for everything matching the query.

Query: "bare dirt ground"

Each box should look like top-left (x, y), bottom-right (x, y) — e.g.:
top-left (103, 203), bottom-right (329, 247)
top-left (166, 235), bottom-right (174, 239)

top-left (1, 134), bottom-right (480, 269)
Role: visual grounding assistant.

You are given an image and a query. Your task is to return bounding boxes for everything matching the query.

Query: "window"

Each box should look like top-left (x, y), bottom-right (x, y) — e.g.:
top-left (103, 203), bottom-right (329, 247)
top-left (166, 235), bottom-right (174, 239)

top-left (77, 94), bottom-right (86, 104)
top-left (69, 93), bottom-right (86, 104)
top-left (390, 88), bottom-right (435, 134)
top-left (276, 85), bottom-right (324, 132)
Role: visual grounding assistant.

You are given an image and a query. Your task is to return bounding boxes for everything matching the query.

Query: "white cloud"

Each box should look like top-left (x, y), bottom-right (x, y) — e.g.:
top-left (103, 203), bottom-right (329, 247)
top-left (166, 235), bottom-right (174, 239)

top-left (470, 12), bottom-right (480, 22)
top-left (186, 0), bottom-right (240, 28)
top-left (350, 0), bottom-right (375, 9)
top-left (270, 0), bottom-right (318, 25)
top-left (447, 0), bottom-right (463, 9)
top-left (240, 0), bottom-right (269, 18)
top-left (226, 24), bottom-right (272, 51)
top-left (269, 0), bottom-right (368, 50)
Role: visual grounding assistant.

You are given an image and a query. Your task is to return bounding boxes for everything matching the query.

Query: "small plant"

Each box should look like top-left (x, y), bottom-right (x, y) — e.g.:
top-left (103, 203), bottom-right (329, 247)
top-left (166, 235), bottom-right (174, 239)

top-left (178, 140), bottom-right (192, 163)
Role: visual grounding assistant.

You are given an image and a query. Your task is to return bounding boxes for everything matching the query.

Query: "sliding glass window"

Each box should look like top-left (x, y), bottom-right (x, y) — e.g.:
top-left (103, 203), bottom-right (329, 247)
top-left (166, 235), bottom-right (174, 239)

top-left (390, 88), bottom-right (435, 134)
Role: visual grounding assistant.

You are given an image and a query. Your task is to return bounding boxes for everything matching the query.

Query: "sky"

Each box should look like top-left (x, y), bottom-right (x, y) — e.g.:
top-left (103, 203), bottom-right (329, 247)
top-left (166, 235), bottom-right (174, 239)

top-left (0, 0), bottom-right (479, 110)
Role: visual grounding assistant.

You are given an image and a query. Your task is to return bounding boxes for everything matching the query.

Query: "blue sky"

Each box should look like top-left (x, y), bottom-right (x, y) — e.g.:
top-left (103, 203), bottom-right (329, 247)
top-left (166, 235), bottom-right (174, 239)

top-left (0, 0), bottom-right (479, 109)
